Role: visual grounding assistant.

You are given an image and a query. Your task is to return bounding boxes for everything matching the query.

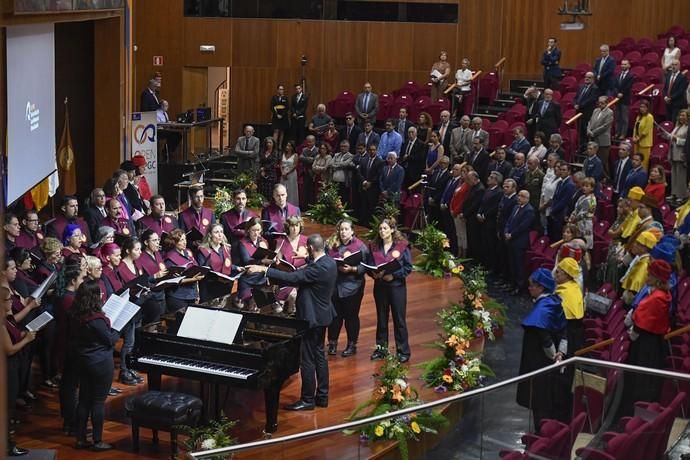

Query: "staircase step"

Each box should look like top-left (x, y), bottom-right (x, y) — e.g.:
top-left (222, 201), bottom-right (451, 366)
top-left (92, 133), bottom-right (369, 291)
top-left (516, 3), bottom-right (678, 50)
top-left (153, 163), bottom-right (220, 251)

top-left (470, 112), bottom-right (499, 121)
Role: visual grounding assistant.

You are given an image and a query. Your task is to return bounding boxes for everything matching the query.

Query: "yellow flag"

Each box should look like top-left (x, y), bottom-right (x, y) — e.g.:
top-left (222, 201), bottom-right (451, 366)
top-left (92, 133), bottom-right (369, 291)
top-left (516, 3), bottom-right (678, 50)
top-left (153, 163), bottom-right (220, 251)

top-left (30, 177), bottom-right (49, 211)
top-left (57, 99), bottom-right (76, 196)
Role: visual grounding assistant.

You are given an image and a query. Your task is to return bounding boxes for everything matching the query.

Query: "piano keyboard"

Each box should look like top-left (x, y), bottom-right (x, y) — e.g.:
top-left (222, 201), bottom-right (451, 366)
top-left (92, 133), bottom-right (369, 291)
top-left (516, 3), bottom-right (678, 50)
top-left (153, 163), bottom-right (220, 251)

top-left (139, 355), bottom-right (258, 380)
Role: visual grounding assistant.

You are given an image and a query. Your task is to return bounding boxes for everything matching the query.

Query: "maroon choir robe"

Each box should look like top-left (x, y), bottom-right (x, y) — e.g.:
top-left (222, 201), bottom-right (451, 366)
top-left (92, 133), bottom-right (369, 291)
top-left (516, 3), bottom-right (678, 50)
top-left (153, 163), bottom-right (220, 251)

top-left (261, 203), bottom-right (301, 230)
top-left (178, 206), bottom-right (215, 235)
top-left (100, 216), bottom-right (135, 237)
top-left (197, 245), bottom-right (233, 275)
top-left (46, 215), bottom-right (91, 246)
top-left (138, 214), bottom-right (177, 236)
top-left (15, 229), bottom-right (44, 250)
top-left (136, 250), bottom-right (166, 278)
top-left (369, 239), bottom-right (409, 266)
top-left (276, 235), bottom-right (309, 268)
top-left (220, 208), bottom-right (257, 241)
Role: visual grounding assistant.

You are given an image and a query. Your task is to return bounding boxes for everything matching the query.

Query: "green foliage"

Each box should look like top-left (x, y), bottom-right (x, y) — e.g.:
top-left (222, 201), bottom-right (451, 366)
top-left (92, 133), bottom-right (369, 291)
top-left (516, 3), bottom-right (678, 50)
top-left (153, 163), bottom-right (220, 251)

top-left (363, 201), bottom-right (401, 241)
top-left (411, 223), bottom-right (463, 277)
top-left (344, 354), bottom-right (447, 460)
top-left (175, 415), bottom-right (237, 460)
top-left (212, 171), bottom-right (265, 219)
top-left (304, 182), bottom-right (356, 225)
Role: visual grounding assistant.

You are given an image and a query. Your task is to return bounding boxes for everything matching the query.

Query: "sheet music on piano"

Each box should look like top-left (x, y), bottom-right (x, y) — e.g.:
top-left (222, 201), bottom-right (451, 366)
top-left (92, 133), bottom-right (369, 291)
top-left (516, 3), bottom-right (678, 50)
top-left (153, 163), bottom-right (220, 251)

top-left (176, 306), bottom-right (244, 346)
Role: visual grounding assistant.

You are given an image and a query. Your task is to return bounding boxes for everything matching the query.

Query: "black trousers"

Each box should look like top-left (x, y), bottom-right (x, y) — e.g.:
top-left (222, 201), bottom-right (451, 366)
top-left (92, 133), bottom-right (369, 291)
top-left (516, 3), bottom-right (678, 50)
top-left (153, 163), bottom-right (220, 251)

top-left (7, 354), bottom-right (21, 422)
top-left (38, 320), bottom-right (57, 381)
top-left (373, 281), bottom-right (410, 356)
top-left (300, 326), bottom-right (329, 404)
top-left (76, 358), bottom-right (114, 443)
top-left (440, 207), bottom-right (457, 256)
top-left (361, 188), bottom-right (380, 227)
top-left (141, 296), bottom-right (166, 326)
top-left (509, 242), bottom-right (528, 289)
top-left (59, 356), bottom-right (79, 427)
top-left (480, 225), bottom-right (499, 269)
top-left (328, 289), bottom-right (365, 344)
top-left (165, 295), bottom-right (191, 313)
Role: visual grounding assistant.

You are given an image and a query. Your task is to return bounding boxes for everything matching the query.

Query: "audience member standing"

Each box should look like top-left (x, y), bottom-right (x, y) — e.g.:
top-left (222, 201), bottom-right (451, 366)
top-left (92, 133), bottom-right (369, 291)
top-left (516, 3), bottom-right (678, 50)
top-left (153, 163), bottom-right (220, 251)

top-left (662, 36), bottom-right (681, 71)
top-left (504, 190), bottom-right (536, 295)
top-left (257, 137), bottom-right (280, 201)
top-left (541, 37), bottom-right (562, 90)
top-left (614, 59), bottom-right (635, 140)
top-left (664, 60), bottom-right (689, 124)
top-left (271, 84), bottom-right (290, 150)
top-left (530, 89), bottom-right (562, 141)
top-left (477, 171), bottom-right (503, 268)
top-left (355, 82), bottom-right (379, 126)
top-left (234, 125), bottom-right (260, 173)
top-left (633, 100), bottom-right (654, 170)
top-left (430, 51), bottom-right (452, 100)
top-left (280, 141), bottom-right (300, 206)
top-left (593, 44), bottom-right (616, 96)
top-left (359, 144), bottom-right (385, 227)
top-left (573, 72), bottom-right (600, 149)
top-left (290, 83), bottom-right (308, 144)
top-left (665, 110), bottom-right (689, 199)
top-left (587, 96), bottom-right (614, 177)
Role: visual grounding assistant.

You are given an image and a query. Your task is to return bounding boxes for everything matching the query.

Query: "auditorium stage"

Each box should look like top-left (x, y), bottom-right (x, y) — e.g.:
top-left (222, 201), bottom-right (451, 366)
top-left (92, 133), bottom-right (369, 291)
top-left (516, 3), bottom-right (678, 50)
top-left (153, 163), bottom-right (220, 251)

top-left (16, 220), bottom-right (469, 459)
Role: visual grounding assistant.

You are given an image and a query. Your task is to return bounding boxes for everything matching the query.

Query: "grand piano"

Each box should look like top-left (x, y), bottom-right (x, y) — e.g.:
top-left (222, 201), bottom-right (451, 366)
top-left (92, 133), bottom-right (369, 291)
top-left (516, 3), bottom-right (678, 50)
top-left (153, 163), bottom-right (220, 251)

top-left (128, 297), bottom-right (309, 434)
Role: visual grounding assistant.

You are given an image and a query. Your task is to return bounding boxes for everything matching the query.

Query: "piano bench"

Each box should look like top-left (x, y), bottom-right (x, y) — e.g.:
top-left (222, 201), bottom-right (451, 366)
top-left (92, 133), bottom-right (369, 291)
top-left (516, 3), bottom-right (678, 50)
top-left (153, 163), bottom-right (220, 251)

top-left (125, 391), bottom-right (203, 456)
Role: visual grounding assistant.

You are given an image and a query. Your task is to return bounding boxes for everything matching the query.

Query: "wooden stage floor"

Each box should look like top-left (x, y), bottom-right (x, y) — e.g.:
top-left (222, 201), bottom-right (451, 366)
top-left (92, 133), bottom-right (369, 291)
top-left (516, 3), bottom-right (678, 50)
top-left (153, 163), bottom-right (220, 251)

top-left (16, 221), bottom-right (467, 459)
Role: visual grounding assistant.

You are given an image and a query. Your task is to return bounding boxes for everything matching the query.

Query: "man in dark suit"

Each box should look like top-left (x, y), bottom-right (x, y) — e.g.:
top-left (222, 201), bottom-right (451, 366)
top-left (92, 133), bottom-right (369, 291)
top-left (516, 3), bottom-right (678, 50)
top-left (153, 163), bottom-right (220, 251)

top-left (546, 133), bottom-right (566, 160)
top-left (290, 83), bottom-right (309, 144)
top-left (355, 82), bottom-right (379, 126)
top-left (524, 86), bottom-right (543, 141)
top-left (449, 115), bottom-right (472, 163)
top-left (504, 190), bottom-right (536, 295)
top-left (461, 171), bottom-right (485, 259)
top-left (664, 60), bottom-right (689, 123)
top-left (593, 44), bottom-right (616, 96)
top-left (400, 126), bottom-right (426, 187)
top-left (573, 72), bottom-right (600, 148)
top-left (547, 162), bottom-right (576, 241)
top-left (612, 141), bottom-right (633, 200)
top-left (359, 144), bottom-right (385, 227)
top-left (425, 156), bottom-right (451, 226)
top-left (614, 59), bottom-right (635, 139)
top-left (84, 187), bottom-right (108, 243)
top-left (488, 146), bottom-right (513, 181)
top-left (438, 163), bottom-right (462, 255)
top-left (396, 108), bottom-right (414, 143)
top-left (529, 89), bottom-right (562, 140)
top-left (621, 153), bottom-right (648, 199)
top-left (248, 234), bottom-right (337, 411)
top-left (436, 110), bottom-right (455, 153)
top-left (140, 78), bottom-right (161, 112)
top-left (477, 171), bottom-right (503, 268)
top-left (506, 126), bottom-right (531, 162)
top-left (468, 137), bottom-right (490, 185)
top-left (496, 178), bottom-right (518, 280)
top-left (339, 113), bottom-right (362, 152)
top-left (379, 152), bottom-right (405, 205)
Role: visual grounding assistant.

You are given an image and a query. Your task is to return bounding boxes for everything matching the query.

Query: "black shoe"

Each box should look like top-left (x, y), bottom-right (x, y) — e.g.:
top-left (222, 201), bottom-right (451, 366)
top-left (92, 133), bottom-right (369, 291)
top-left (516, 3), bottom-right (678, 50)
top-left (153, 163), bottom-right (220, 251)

top-left (327, 342), bottom-right (337, 356)
top-left (128, 370), bottom-right (144, 383)
top-left (8, 446), bottom-right (29, 456)
top-left (92, 442), bottom-right (113, 451)
top-left (398, 354), bottom-right (411, 363)
top-left (315, 399), bottom-right (329, 408)
top-left (108, 387), bottom-right (120, 396)
top-left (119, 370), bottom-right (138, 386)
top-left (284, 400), bottom-right (315, 411)
top-left (22, 391), bottom-right (36, 401)
top-left (62, 423), bottom-right (74, 436)
top-left (75, 441), bottom-right (94, 450)
top-left (341, 343), bottom-right (357, 357)
top-left (370, 348), bottom-right (387, 360)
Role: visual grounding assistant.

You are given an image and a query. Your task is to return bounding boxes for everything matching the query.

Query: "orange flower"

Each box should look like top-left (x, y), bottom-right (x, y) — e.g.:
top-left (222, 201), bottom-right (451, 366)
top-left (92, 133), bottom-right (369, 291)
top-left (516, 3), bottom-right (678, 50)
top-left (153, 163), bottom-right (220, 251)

top-left (445, 335), bottom-right (460, 347)
top-left (442, 238), bottom-right (450, 248)
top-left (473, 297), bottom-right (484, 309)
top-left (442, 374), bottom-right (453, 383)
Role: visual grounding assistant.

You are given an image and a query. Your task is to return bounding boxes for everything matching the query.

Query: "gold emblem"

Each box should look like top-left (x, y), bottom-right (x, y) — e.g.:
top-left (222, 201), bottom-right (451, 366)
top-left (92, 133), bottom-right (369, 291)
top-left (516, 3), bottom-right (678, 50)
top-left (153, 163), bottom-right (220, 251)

top-left (164, 216), bottom-right (172, 224)
top-left (187, 249), bottom-right (193, 257)
top-left (202, 218), bottom-right (209, 226)
top-left (224, 258), bottom-right (232, 268)
top-left (391, 250), bottom-right (400, 259)
top-left (37, 232), bottom-right (44, 240)
top-left (343, 250), bottom-right (351, 257)
top-left (123, 227), bottom-right (130, 235)
top-left (159, 262), bottom-right (166, 271)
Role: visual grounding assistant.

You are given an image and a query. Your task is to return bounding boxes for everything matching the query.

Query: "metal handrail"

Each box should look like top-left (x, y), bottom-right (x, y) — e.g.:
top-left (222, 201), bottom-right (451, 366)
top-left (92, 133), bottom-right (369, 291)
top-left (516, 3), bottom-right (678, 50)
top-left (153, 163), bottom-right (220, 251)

top-left (190, 357), bottom-right (690, 458)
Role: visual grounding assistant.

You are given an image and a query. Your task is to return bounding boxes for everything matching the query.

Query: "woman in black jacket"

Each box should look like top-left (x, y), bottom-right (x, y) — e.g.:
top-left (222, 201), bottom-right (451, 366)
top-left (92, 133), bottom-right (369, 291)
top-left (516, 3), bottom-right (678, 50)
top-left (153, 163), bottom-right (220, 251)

top-left (72, 280), bottom-right (118, 451)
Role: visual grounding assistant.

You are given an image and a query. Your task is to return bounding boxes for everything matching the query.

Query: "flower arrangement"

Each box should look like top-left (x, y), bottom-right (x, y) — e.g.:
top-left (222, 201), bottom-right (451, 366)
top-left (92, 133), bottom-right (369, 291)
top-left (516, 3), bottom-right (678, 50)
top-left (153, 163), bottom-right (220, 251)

top-left (411, 223), bottom-right (462, 277)
top-left (419, 265), bottom-right (502, 393)
top-left (305, 182), bottom-right (355, 225)
top-left (177, 415), bottom-right (238, 460)
top-left (212, 172), bottom-right (265, 219)
top-left (363, 201), bottom-right (400, 241)
top-left (345, 355), bottom-right (448, 460)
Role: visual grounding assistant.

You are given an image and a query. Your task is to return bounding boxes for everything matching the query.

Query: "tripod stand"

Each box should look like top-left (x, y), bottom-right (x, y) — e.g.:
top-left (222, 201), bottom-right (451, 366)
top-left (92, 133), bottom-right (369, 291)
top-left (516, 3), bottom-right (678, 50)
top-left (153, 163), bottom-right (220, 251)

top-left (410, 180), bottom-right (429, 231)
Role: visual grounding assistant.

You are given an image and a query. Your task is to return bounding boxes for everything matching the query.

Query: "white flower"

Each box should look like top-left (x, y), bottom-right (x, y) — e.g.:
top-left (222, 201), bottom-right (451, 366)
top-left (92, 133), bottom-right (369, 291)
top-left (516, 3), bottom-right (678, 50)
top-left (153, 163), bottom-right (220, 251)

top-left (394, 378), bottom-right (408, 391)
top-left (448, 259), bottom-right (456, 269)
top-left (461, 365), bottom-right (469, 373)
top-left (201, 438), bottom-right (217, 450)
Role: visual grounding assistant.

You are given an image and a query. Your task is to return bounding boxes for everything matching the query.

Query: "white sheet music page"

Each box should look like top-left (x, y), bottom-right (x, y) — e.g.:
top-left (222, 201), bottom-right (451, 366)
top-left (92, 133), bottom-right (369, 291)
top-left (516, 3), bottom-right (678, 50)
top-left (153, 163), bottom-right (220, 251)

top-left (177, 306), bottom-right (243, 345)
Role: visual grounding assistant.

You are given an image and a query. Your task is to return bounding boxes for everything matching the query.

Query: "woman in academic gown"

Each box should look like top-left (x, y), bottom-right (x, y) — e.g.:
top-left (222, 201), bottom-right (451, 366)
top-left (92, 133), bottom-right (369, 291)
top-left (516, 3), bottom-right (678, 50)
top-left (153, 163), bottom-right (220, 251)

top-left (516, 268), bottom-right (567, 430)
top-left (234, 217), bottom-right (272, 312)
top-left (136, 229), bottom-right (168, 324)
top-left (196, 223), bottom-right (240, 303)
top-left (326, 219), bottom-right (370, 357)
top-left (273, 216), bottom-right (308, 315)
top-left (162, 229), bottom-right (205, 312)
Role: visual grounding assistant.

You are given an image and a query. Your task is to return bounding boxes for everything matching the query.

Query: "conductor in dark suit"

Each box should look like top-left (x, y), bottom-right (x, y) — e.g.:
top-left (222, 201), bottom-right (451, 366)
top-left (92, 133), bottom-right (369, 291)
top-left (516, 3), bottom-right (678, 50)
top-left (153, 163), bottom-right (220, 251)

top-left (528, 88), bottom-right (562, 140)
top-left (664, 60), bottom-right (689, 124)
top-left (248, 234), bottom-right (337, 411)
top-left (140, 79), bottom-right (161, 112)
top-left (290, 84), bottom-right (309, 144)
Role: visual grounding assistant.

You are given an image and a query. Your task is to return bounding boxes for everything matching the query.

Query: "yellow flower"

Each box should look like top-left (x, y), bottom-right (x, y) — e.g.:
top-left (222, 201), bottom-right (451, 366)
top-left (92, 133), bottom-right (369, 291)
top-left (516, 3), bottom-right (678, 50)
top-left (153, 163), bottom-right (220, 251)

top-left (442, 238), bottom-right (450, 248)
top-left (411, 421), bottom-right (421, 434)
top-left (442, 374), bottom-right (453, 383)
top-left (374, 425), bottom-right (385, 437)
top-left (455, 344), bottom-right (467, 356)
top-left (451, 267), bottom-right (461, 274)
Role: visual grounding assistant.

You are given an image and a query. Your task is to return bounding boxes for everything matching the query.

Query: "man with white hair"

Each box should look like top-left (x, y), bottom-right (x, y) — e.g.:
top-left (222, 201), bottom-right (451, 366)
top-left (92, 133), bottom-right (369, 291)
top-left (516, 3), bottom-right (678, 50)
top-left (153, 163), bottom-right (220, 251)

top-left (593, 44), bottom-right (616, 95)
top-left (573, 72), bottom-right (600, 147)
top-left (664, 59), bottom-right (689, 123)
top-left (355, 82), bottom-right (379, 126)
top-left (140, 78), bottom-right (161, 112)
top-left (308, 104), bottom-right (333, 138)
top-left (234, 125), bottom-right (260, 172)
top-left (379, 152), bottom-right (404, 204)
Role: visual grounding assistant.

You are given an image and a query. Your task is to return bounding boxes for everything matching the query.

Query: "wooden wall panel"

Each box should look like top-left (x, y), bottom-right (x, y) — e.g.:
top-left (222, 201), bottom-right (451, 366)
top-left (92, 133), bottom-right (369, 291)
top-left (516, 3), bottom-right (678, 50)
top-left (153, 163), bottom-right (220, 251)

top-left (94, 16), bottom-right (122, 187)
top-left (182, 18), bottom-right (232, 67)
top-left (367, 22), bottom-right (413, 71)
top-left (133, 0), bottom-right (690, 140)
top-left (231, 20), bottom-right (276, 68)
